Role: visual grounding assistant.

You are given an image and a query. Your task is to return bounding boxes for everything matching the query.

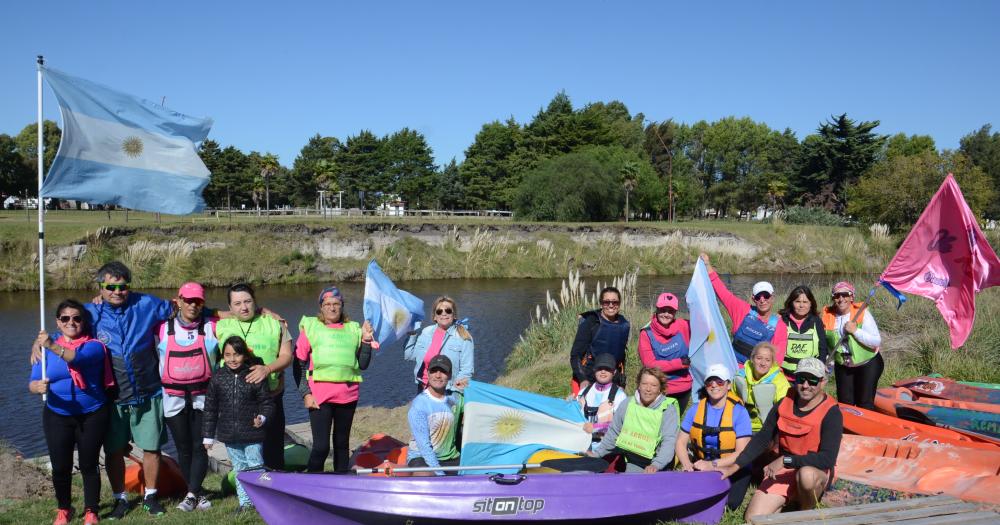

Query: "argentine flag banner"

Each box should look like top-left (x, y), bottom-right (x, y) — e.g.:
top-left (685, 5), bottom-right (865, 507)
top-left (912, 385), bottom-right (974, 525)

top-left (40, 67), bottom-right (213, 215)
top-left (363, 260), bottom-right (424, 347)
top-left (460, 381), bottom-right (591, 474)
top-left (685, 259), bottom-right (739, 402)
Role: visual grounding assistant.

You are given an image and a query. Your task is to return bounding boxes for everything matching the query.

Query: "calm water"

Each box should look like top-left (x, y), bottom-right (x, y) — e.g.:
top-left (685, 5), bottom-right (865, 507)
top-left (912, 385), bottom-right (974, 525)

top-left (1, 273), bottom-right (820, 457)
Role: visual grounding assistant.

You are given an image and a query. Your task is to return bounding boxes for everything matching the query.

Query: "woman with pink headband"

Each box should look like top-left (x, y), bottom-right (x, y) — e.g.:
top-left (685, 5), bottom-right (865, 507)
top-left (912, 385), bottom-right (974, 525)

top-left (821, 281), bottom-right (883, 409)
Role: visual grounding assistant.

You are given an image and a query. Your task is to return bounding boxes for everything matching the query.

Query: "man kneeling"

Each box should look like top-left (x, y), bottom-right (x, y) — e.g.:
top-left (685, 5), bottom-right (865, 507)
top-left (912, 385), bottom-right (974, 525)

top-left (718, 358), bottom-right (841, 519)
top-left (406, 355), bottom-right (467, 476)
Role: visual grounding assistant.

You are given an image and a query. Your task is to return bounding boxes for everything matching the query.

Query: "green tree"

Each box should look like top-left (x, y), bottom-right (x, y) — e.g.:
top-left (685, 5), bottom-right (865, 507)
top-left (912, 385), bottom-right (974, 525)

top-left (336, 130), bottom-right (385, 208)
top-left (620, 159), bottom-right (639, 221)
top-left (289, 135), bottom-right (341, 206)
top-left (847, 150), bottom-right (992, 229)
top-left (460, 118), bottom-right (524, 209)
top-left (0, 134), bottom-right (31, 201)
top-left (383, 128), bottom-right (436, 208)
top-left (884, 133), bottom-right (936, 160)
top-left (14, 120), bottom-right (61, 180)
top-left (513, 146), bottom-right (629, 222)
top-left (793, 114), bottom-right (886, 212)
top-left (960, 125), bottom-right (1000, 218)
top-left (438, 159), bottom-right (463, 210)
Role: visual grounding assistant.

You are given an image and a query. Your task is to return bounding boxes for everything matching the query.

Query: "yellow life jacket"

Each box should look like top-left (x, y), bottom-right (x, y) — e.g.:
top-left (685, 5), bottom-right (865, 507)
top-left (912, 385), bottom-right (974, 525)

top-left (688, 391), bottom-right (742, 460)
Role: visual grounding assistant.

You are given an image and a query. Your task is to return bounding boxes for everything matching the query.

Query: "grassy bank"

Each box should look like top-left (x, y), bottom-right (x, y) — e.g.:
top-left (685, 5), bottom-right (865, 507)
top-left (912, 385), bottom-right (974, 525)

top-left (0, 210), bottom-right (905, 291)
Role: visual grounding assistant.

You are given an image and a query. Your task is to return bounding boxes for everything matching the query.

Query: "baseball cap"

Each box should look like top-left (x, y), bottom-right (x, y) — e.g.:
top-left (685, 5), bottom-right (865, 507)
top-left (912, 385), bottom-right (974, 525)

top-left (795, 357), bottom-right (826, 379)
top-left (593, 353), bottom-right (617, 372)
top-left (655, 292), bottom-right (679, 310)
top-left (427, 354), bottom-right (453, 375)
top-left (177, 282), bottom-right (205, 301)
top-left (705, 364), bottom-right (732, 383)
top-left (752, 282), bottom-right (774, 297)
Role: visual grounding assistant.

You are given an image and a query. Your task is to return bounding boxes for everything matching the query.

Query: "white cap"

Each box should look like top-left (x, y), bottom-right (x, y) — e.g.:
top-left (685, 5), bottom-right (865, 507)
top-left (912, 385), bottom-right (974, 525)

top-left (751, 281), bottom-right (774, 296)
top-left (705, 364), bottom-right (733, 383)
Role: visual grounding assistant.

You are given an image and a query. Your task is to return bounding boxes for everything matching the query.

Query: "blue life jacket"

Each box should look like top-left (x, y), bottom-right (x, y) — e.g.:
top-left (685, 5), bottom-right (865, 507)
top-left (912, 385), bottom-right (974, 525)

top-left (643, 326), bottom-right (690, 380)
top-left (732, 310), bottom-right (779, 363)
top-left (589, 313), bottom-right (630, 366)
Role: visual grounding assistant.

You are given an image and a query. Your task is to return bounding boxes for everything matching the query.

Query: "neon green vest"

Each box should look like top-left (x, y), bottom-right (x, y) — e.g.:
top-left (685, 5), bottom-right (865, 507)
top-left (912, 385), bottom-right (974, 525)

top-left (216, 315), bottom-right (282, 390)
top-left (822, 306), bottom-right (878, 366)
top-left (782, 321), bottom-right (821, 375)
top-left (615, 396), bottom-right (678, 459)
top-left (299, 316), bottom-right (362, 383)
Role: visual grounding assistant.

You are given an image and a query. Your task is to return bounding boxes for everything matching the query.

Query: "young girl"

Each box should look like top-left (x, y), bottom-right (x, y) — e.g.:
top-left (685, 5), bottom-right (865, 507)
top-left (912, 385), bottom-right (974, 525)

top-left (577, 352), bottom-right (626, 451)
top-left (203, 336), bottom-right (274, 515)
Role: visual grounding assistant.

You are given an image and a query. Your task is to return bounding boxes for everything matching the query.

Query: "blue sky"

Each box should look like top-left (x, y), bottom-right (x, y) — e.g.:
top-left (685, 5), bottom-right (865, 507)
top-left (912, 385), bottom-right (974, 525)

top-left (2, 1), bottom-right (998, 168)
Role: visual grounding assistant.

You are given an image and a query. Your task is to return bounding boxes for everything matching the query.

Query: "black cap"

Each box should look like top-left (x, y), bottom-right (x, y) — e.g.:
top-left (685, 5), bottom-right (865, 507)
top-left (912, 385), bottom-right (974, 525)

top-left (593, 353), bottom-right (617, 372)
top-left (427, 354), bottom-right (453, 375)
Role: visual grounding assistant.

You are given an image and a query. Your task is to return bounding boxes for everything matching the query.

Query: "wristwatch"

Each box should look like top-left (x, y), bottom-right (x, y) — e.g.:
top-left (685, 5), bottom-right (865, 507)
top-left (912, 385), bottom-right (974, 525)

top-left (711, 459), bottom-right (718, 468)
top-left (782, 456), bottom-right (793, 468)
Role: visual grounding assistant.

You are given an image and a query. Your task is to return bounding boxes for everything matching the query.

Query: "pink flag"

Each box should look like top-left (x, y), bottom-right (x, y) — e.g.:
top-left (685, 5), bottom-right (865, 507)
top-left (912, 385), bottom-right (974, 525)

top-left (880, 174), bottom-right (1000, 348)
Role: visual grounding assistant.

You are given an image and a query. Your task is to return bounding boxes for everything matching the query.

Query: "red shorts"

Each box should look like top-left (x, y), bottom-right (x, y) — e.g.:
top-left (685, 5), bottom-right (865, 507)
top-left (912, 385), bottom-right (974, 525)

top-left (757, 467), bottom-right (833, 500)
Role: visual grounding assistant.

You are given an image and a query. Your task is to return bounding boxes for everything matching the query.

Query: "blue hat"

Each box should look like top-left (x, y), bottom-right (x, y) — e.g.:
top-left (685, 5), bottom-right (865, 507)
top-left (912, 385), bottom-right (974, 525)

top-left (318, 286), bottom-right (343, 305)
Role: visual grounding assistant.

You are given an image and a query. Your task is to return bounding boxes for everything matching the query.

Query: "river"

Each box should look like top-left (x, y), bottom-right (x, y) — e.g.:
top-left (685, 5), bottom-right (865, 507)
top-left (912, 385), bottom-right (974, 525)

top-left (1, 273), bottom-right (823, 457)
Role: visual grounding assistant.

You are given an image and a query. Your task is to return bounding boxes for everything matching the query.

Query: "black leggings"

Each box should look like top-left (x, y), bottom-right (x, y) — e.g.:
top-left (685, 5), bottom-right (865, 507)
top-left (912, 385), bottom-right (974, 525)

top-left (668, 390), bottom-right (691, 415)
top-left (835, 353), bottom-right (884, 410)
top-left (164, 403), bottom-right (208, 496)
top-left (263, 395), bottom-right (286, 470)
top-left (43, 404), bottom-right (110, 511)
top-left (307, 400), bottom-right (358, 473)
top-left (726, 466), bottom-right (752, 510)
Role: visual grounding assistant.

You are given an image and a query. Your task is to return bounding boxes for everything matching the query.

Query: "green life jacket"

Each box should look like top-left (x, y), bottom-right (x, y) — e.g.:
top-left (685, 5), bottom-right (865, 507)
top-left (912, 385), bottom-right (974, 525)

top-left (822, 305), bottom-right (878, 366)
top-left (782, 315), bottom-right (821, 375)
top-left (299, 316), bottom-right (362, 383)
top-left (615, 396), bottom-right (678, 459)
top-left (216, 315), bottom-right (283, 391)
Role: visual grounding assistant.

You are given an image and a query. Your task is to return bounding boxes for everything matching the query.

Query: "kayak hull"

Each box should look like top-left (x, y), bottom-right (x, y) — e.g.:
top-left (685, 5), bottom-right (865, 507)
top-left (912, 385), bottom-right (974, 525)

top-left (837, 434), bottom-right (1000, 504)
top-left (840, 403), bottom-right (1000, 449)
top-left (894, 376), bottom-right (1000, 405)
top-left (239, 470), bottom-right (729, 524)
top-left (875, 388), bottom-right (1000, 439)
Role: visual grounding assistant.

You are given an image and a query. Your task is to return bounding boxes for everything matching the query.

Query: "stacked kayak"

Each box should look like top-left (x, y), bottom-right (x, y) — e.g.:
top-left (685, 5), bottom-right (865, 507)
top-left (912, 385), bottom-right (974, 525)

top-left (239, 470), bottom-right (730, 524)
top-left (839, 403), bottom-right (1000, 449)
top-left (874, 387), bottom-right (1000, 439)
top-left (837, 434), bottom-right (1000, 505)
top-left (894, 376), bottom-right (1000, 405)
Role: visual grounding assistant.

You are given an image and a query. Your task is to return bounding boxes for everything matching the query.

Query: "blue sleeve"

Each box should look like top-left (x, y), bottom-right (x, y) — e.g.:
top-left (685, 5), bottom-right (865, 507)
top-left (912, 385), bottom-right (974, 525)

top-left (30, 361), bottom-right (42, 382)
top-left (680, 404), bottom-right (696, 432)
top-left (151, 294), bottom-right (174, 322)
top-left (733, 404), bottom-right (753, 438)
top-left (73, 341), bottom-right (107, 367)
top-left (407, 397), bottom-right (441, 470)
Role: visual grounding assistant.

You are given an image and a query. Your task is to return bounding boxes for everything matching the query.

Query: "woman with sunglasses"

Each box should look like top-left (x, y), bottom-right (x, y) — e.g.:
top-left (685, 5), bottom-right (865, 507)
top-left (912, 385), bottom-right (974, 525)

top-left (296, 286), bottom-right (375, 473)
top-left (778, 286), bottom-right (829, 380)
top-left (699, 253), bottom-right (788, 367)
top-left (821, 281), bottom-right (882, 410)
top-left (638, 292), bottom-right (692, 412)
top-left (28, 299), bottom-right (112, 525)
top-left (405, 296), bottom-right (474, 391)
top-left (570, 287), bottom-right (630, 395)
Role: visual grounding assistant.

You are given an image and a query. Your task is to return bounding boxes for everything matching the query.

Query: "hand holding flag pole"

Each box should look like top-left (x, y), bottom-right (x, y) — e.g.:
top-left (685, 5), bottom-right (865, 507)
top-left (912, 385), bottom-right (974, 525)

top-left (828, 286), bottom-right (877, 367)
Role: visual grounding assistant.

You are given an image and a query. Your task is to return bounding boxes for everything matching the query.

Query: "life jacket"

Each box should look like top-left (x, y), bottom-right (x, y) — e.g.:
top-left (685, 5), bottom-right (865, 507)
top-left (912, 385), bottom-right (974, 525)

top-left (821, 304), bottom-right (878, 366)
top-left (734, 367), bottom-right (783, 432)
top-left (578, 312), bottom-right (630, 386)
top-left (776, 393), bottom-right (838, 456)
top-left (642, 325), bottom-right (690, 381)
top-left (782, 314), bottom-right (822, 375)
top-left (580, 382), bottom-right (621, 439)
top-left (299, 316), bottom-right (363, 383)
top-left (732, 310), bottom-right (779, 364)
top-left (160, 318), bottom-right (212, 397)
top-left (688, 392), bottom-right (743, 460)
top-left (216, 315), bottom-right (283, 391)
top-left (615, 396), bottom-right (678, 459)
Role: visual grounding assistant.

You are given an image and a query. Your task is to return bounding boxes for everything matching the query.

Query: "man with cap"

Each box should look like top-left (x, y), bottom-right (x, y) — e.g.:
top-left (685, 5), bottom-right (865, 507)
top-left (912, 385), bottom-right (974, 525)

top-left (406, 355), bottom-right (468, 476)
top-left (638, 292), bottom-right (693, 412)
top-left (156, 282), bottom-right (219, 512)
top-left (699, 253), bottom-right (788, 367)
top-left (718, 357), bottom-right (842, 520)
top-left (576, 352), bottom-right (627, 450)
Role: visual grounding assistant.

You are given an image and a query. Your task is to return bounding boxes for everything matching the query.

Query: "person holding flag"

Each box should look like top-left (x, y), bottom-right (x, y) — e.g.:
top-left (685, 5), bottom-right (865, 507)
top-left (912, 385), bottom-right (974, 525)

top-left (404, 296), bottom-right (474, 391)
top-left (822, 281), bottom-right (882, 410)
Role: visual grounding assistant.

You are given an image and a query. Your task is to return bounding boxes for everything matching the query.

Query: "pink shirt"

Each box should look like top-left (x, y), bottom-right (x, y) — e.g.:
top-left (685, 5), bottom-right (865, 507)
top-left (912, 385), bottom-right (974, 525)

top-left (295, 323), bottom-right (360, 405)
top-left (420, 327), bottom-right (448, 386)
top-left (708, 270), bottom-right (788, 365)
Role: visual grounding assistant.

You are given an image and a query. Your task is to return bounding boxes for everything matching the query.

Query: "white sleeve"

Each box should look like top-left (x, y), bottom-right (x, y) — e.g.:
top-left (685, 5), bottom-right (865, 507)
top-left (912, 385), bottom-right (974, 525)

top-left (853, 310), bottom-right (882, 349)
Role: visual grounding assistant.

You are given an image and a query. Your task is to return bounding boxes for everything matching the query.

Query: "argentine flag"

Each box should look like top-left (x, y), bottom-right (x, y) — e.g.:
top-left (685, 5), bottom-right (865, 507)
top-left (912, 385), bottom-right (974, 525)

top-left (460, 381), bottom-right (591, 474)
top-left (40, 67), bottom-right (213, 215)
top-left (686, 259), bottom-right (739, 402)
top-left (363, 260), bottom-right (424, 347)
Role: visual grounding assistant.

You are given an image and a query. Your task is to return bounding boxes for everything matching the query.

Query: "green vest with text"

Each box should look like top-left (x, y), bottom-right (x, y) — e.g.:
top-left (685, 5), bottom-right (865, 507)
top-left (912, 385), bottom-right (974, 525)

top-left (299, 316), bottom-right (363, 383)
top-left (615, 396), bottom-right (678, 459)
top-left (822, 305), bottom-right (877, 366)
top-left (216, 315), bottom-right (282, 391)
top-left (782, 322), bottom-right (821, 375)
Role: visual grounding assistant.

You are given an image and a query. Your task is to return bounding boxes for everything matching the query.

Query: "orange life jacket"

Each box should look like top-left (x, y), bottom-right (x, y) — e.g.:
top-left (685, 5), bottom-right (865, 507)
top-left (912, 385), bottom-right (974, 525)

top-left (776, 393), bottom-right (838, 456)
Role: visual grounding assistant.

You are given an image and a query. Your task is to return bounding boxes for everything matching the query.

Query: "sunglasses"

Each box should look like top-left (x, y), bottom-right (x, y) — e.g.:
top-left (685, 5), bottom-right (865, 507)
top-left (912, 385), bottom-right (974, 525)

top-left (656, 307), bottom-right (676, 315)
top-left (705, 378), bottom-right (727, 388)
top-left (436, 308), bottom-right (453, 315)
top-left (101, 283), bottom-right (130, 292)
top-left (753, 292), bottom-right (772, 301)
top-left (795, 375), bottom-right (822, 386)
top-left (832, 292), bottom-right (854, 299)
top-left (180, 297), bottom-right (204, 305)
top-left (601, 300), bottom-right (621, 306)
top-left (57, 315), bottom-right (83, 323)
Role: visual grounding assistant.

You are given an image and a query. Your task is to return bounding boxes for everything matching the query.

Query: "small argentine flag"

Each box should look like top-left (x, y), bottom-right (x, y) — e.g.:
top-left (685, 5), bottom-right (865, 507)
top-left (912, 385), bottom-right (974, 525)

top-left (40, 67), bottom-right (213, 215)
top-left (363, 260), bottom-right (424, 347)
top-left (460, 381), bottom-right (591, 474)
top-left (685, 259), bottom-right (738, 403)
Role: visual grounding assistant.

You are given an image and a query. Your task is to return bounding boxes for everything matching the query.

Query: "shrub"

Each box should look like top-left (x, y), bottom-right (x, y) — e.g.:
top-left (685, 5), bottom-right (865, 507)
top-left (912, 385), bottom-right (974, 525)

top-left (781, 206), bottom-right (846, 227)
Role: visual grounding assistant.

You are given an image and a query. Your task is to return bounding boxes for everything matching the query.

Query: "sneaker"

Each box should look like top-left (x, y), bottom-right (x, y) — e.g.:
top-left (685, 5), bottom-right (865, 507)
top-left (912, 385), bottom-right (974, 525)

top-left (84, 508), bottom-right (100, 525)
top-left (107, 499), bottom-right (130, 521)
top-left (176, 495), bottom-right (196, 512)
top-left (53, 508), bottom-right (74, 525)
top-left (143, 495), bottom-right (166, 516)
top-left (196, 496), bottom-right (212, 511)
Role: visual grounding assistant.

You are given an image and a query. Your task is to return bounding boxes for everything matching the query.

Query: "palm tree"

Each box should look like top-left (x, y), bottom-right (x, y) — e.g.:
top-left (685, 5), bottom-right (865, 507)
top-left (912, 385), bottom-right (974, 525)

top-left (259, 153), bottom-right (280, 218)
top-left (621, 160), bottom-right (639, 222)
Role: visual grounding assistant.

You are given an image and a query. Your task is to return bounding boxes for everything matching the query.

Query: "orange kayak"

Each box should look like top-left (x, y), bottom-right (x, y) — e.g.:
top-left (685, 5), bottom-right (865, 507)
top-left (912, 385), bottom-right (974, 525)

top-left (837, 434), bottom-right (1000, 504)
top-left (350, 433), bottom-right (408, 475)
top-left (124, 453), bottom-right (186, 497)
top-left (894, 376), bottom-right (1000, 405)
top-left (840, 403), bottom-right (1000, 450)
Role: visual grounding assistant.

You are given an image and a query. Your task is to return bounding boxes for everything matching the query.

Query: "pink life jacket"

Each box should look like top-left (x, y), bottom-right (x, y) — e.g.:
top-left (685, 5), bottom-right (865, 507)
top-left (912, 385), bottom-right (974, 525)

top-left (161, 318), bottom-right (212, 397)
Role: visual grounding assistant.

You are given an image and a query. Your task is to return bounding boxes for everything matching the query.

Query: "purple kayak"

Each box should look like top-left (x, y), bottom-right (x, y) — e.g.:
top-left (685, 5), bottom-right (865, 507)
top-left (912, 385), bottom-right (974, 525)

top-left (239, 470), bottom-right (729, 524)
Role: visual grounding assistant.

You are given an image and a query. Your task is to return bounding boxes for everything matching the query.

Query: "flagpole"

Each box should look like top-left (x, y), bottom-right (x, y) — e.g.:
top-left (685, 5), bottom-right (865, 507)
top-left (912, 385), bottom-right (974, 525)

top-left (36, 55), bottom-right (47, 401)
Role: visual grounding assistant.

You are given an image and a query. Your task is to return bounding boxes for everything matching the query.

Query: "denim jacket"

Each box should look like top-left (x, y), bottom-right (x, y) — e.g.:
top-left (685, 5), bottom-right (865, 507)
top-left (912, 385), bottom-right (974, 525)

top-left (403, 324), bottom-right (474, 388)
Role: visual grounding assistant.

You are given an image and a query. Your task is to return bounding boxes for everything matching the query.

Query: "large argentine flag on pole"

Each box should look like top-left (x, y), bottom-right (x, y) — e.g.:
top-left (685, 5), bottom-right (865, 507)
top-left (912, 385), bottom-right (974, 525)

top-left (363, 260), bottom-right (425, 347)
top-left (40, 67), bottom-right (213, 215)
top-left (686, 259), bottom-right (739, 401)
top-left (460, 381), bottom-right (591, 474)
